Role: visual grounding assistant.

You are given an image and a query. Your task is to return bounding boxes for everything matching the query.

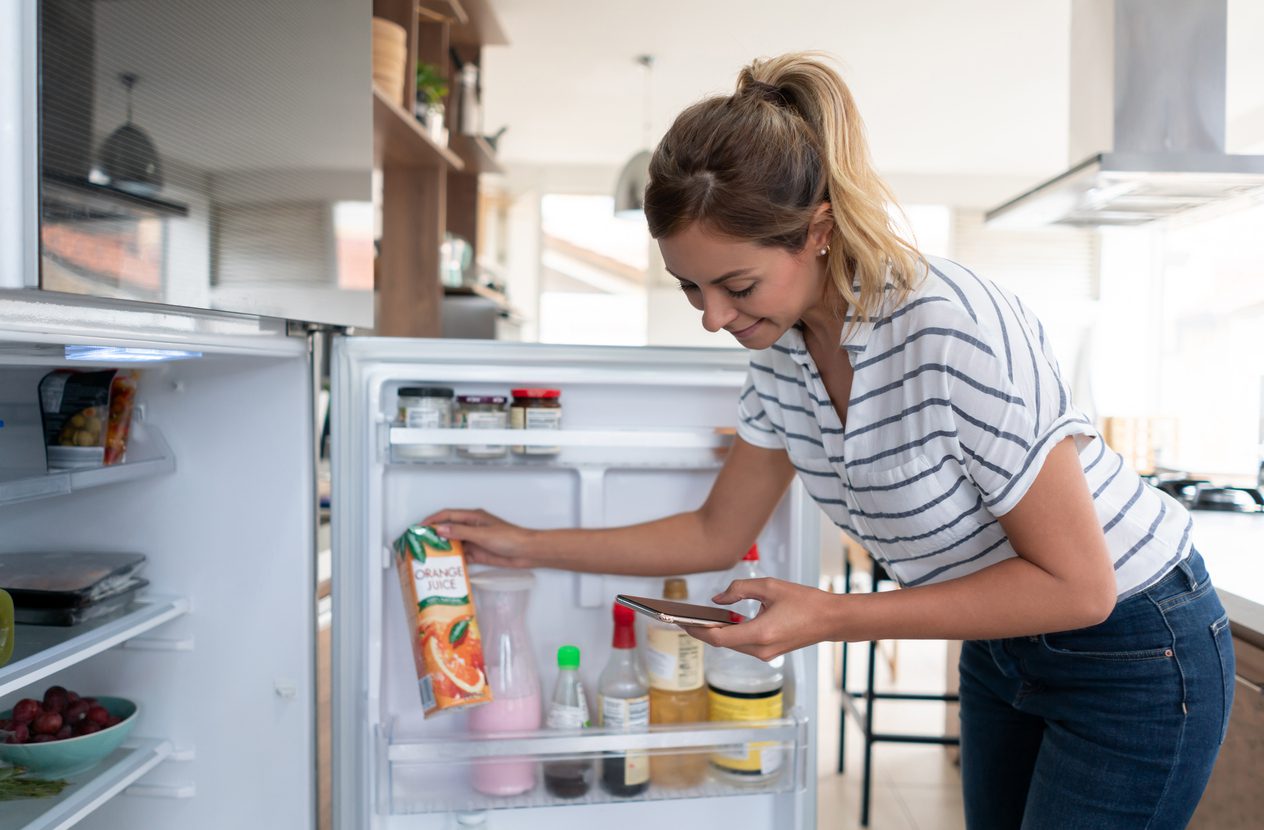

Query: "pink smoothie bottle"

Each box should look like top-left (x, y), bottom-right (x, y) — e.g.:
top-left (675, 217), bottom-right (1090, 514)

top-left (467, 569), bottom-right (543, 796)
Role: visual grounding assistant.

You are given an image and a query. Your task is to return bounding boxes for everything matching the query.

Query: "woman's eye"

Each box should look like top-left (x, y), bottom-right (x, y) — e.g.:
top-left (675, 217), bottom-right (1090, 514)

top-left (677, 282), bottom-right (698, 293)
top-left (728, 285), bottom-right (755, 299)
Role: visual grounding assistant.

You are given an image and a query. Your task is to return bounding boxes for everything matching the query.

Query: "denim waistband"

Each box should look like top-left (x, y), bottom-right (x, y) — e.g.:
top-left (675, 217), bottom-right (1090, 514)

top-left (1136, 548), bottom-right (1208, 604)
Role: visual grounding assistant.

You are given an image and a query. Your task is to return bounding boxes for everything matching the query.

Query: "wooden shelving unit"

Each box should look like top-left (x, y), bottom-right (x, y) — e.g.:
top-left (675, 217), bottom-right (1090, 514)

top-left (372, 88), bottom-right (464, 171)
top-left (372, 0), bottom-right (508, 337)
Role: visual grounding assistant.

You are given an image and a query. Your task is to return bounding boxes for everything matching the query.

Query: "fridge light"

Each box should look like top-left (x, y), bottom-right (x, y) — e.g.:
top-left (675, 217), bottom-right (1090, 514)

top-left (64, 345), bottom-right (203, 362)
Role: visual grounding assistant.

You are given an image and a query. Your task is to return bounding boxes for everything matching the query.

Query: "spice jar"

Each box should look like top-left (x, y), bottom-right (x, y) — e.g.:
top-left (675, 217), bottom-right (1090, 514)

top-left (396, 386), bottom-right (454, 459)
top-left (510, 388), bottom-right (562, 456)
top-left (456, 395), bottom-right (509, 459)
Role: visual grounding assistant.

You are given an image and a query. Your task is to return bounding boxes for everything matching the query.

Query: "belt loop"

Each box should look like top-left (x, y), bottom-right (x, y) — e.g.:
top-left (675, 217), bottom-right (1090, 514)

top-left (1176, 556), bottom-right (1197, 590)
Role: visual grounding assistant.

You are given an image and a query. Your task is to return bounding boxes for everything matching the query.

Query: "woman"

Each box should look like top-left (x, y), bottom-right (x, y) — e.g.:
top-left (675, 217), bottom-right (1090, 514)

top-left (425, 53), bottom-right (1233, 829)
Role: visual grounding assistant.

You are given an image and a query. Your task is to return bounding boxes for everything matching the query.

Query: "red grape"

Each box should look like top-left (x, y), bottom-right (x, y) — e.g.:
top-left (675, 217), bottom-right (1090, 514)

top-left (42, 686), bottom-right (69, 713)
top-left (32, 712), bottom-right (63, 735)
top-left (66, 690), bottom-right (80, 704)
top-left (86, 706), bottom-right (110, 726)
top-left (0, 719), bottom-right (12, 731)
top-left (12, 699), bottom-right (41, 724)
top-left (55, 725), bottom-right (72, 740)
top-left (6, 723), bottom-right (29, 743)
top-left (64, 700), bottom-right (90, 722)
top-left (104, 716), bottom-right (121, 727)
top-left (31, 734), bottom-right (56, 743)
top-left (79, 723), bottom-right (101, 736)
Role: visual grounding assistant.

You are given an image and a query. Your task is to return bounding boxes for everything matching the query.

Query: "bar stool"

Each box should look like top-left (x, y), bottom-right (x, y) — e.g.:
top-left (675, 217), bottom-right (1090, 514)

top-left (835, 548), bottom-right (960, 827)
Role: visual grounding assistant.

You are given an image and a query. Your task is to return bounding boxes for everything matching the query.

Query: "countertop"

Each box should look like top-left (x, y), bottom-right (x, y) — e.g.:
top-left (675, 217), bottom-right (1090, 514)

top-left (1189, 510), bottom-right (1264, 642)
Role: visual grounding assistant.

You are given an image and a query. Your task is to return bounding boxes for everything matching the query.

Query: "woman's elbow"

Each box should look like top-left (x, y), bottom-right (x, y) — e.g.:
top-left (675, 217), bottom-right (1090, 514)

top-left (1077, 581), bottom-right (1117, 627)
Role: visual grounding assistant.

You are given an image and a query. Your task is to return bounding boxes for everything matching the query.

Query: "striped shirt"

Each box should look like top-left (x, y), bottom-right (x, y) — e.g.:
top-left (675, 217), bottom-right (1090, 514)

top-left (736, 256), bottom-right (1191, 600)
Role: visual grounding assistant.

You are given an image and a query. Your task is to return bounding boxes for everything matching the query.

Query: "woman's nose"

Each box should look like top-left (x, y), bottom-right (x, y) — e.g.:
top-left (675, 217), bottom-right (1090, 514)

top-left (701, 296), bottom-right (738, 333)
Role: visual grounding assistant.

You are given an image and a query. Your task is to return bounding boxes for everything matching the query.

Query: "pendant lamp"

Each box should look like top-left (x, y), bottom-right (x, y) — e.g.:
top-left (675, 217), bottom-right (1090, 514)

top-left (98, 72), bottom-right (164, 195)
top-left (613, 55), bottom-right (654, 218)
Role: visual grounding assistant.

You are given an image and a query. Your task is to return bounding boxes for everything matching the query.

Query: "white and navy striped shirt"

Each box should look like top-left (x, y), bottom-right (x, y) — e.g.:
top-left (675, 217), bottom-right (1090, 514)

top-left (737, 256), bottom-right (1191, 600)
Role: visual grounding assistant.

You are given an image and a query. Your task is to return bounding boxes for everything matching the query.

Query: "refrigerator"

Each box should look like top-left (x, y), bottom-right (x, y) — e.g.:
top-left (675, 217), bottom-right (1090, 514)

top-left (0, 319), bottom-right (822, 830)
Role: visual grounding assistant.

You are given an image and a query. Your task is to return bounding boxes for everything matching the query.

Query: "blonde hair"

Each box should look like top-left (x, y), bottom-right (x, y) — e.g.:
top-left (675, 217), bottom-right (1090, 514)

top-left (644, 52), bottom-right (924, 325)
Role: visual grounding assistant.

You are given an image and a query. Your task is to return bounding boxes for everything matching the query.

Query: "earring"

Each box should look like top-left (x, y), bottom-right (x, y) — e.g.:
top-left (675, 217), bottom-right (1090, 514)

top-left (819, 245), bottom-right (830, 257)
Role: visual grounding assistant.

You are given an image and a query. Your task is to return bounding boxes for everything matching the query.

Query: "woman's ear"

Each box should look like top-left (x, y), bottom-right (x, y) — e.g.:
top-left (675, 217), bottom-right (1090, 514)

top-left (809, 201), bottom-right (833, 250)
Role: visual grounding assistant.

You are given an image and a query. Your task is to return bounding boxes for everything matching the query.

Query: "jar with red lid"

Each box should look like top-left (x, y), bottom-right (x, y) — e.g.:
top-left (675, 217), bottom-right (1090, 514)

top-left (509, 388), bottom-right (562, 456)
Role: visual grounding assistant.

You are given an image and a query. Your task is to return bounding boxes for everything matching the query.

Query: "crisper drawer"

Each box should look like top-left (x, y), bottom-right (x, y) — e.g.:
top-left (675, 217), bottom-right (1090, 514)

top-left (380, 711), bottom-right (810, 814)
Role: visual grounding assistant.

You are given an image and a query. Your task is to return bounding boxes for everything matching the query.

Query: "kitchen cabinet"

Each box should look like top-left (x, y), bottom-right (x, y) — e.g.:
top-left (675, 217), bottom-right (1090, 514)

top-left (1189, 602), bottom-right (1264, 828)
top-left (372, 0), bottom-right (507, 337)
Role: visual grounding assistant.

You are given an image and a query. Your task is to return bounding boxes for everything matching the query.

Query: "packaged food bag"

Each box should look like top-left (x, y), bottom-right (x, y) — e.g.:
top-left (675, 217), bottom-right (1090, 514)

top-left (38, 369), bottom-right (138, 468)
top-left (393, 524), bottom-right (491, 716)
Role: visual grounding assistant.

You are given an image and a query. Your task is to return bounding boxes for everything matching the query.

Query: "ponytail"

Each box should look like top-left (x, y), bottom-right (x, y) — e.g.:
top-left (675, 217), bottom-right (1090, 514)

top-left (645, 52), bottom-right (923, 327)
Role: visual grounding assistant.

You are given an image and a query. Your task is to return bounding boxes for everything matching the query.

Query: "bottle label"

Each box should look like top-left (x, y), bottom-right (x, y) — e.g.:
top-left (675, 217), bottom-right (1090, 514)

top-left (707, 686), bottom-right (783, 775)
top-left (599, 694), bottom-right (649, 786)
top-left (547, 681), bottom-right (589, 729)
top-left (599, 694), bottom-right (649, 728)
top-left (404, 406), bottom-right (446, 429)
top-left (646, 626), bottom-right (704, 691)
top-left (523, 409), bottom-right (561, 430)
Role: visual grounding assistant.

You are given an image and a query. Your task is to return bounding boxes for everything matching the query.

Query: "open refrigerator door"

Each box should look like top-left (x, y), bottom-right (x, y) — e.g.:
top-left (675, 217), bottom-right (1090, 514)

top-left (0, 294), bottom-right (316, 830)
top-left (332, 337), bottom-right (819, 830)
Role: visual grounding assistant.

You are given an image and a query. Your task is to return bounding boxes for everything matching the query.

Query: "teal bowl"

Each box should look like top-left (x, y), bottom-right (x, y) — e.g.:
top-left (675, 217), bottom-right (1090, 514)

top-left (0, 696), bottom-right (138, 778)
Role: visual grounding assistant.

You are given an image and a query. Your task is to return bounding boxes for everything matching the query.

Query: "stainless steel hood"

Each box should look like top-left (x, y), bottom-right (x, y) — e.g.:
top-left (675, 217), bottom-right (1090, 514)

top-left (985, 0), bottom-right (1264, 228)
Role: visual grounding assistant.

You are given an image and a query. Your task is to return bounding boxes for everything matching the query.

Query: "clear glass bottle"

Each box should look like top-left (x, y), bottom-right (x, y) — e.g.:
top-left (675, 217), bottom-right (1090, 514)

top-left (647, 578), bottom-right (708, 788)
top-left (706, 544), bottom-right (785, 782)
top-left (467, 570), bottom-right (542, 796)
top-left (396, 385), bottom-right (453, 459)
top-left (542, 645), bottom-right (593, 798)
top-left (598, 601), bottom-right (650, 797)
top-left (455, 395), bottom-right (508, 459)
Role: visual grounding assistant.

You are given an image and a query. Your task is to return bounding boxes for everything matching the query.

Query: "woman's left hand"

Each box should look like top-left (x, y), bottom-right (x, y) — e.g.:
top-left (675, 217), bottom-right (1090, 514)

top-left (686, 577), bottom-right (842, 661)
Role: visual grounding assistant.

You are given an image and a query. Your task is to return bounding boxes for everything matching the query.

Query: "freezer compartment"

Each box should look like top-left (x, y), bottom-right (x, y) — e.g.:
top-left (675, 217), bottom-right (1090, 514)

top-left (380, 711), bottom-right (809, 814)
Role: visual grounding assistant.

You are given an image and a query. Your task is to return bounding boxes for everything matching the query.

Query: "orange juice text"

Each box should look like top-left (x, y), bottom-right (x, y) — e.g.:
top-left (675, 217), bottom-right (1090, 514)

top-left (393, 524), bottom-right (491, 716)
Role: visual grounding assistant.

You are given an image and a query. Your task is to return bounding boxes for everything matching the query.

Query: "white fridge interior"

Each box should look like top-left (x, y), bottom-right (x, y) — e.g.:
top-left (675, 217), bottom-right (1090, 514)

top-left (333, 338), bottom-right (819, 830)
top-left (0, 297), bottom-right (315, 830)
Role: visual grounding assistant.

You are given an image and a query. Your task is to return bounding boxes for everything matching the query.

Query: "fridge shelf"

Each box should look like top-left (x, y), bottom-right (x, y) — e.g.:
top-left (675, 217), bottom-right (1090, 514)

top-left (0, 738), bottom-right (172, 830)
top-left (385, 426), bottom-right (732, 470)
top-left (0, 596), bottom-right (191, 698)
top-left (0, 425), bottom-right (175, 508)
top-left (382, 713), bottom-right (808, 814)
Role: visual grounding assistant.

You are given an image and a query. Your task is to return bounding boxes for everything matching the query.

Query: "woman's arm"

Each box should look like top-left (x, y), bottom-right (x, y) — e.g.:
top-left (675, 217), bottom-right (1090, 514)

top-left (691, 437), bottom-right (1118, 659)
top-left (423, 435), bottom-right (797, 575)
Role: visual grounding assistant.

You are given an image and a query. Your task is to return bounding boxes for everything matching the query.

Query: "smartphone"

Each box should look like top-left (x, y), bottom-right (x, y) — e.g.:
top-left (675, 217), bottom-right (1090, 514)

top-left (615, 594), bottom-right (743, 628)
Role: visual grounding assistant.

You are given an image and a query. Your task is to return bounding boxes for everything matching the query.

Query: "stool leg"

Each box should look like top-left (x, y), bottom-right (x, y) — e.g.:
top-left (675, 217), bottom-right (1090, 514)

top-left (860, 556), bottom-right (880, 827)
top-left (837, 557), bottom-right (852, 774)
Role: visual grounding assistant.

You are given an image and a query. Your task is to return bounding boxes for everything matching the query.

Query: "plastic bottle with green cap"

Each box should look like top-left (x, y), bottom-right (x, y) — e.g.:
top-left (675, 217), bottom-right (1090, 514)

top-left (542, 644), bottom-right (593, 797)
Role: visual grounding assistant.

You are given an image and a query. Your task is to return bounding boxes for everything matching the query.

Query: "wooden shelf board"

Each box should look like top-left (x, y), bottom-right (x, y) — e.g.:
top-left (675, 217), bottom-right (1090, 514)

top-left (449, 0), bottom-right (508, 46)
top-left (417, 0), bottom-right (468, 25)
top-left (373, 87), bottom-right (465, 171)
top-left (446, 133), bottom-right (503, 175)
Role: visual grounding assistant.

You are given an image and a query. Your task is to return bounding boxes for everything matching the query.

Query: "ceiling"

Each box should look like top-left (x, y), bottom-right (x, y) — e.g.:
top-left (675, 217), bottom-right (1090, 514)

top-left (481, 0), bottom-right (1264, 205)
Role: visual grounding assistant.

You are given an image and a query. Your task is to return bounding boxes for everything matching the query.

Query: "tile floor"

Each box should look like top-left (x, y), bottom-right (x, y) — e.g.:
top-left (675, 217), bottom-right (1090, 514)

top-left (815, 636), bottom-right (966, 830)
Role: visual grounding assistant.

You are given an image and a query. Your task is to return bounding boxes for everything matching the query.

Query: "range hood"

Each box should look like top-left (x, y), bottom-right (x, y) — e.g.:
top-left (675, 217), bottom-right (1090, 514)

top-left (985, 0), bottom-right (1264, 228)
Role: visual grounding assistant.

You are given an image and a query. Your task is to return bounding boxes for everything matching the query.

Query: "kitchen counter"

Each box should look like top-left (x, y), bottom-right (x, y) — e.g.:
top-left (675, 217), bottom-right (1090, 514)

top-left (1189, 510), bottom-right (1264, 640)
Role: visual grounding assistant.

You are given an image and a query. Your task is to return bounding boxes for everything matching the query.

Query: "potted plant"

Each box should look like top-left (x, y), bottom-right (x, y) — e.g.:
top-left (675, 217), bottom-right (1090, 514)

top-left (415, 61), bottom-right (449, 145)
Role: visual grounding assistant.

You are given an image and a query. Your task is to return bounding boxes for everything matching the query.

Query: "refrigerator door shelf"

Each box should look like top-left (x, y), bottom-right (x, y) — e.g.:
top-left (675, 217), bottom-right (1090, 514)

top-left (0, 423), bottom-right (175, 509)
top-left (386, 426), bottom-right (732, 470)
top-left (381, 711), bottom-right (808, 815)
top-left (0, 595), bottom-right (191, 697)
top-left (0, 737), bottom-right (173, 830)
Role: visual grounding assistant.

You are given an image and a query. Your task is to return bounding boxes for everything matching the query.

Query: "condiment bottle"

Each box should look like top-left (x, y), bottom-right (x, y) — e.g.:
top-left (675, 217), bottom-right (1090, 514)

top-left (706, 545), bottom-right (785, 781)
top-left (598, 602), bottom-right (650, 797)
top-left (646, 578), bottom-right (709, 787)
top-left (542, 645), bottom-right (593, 798)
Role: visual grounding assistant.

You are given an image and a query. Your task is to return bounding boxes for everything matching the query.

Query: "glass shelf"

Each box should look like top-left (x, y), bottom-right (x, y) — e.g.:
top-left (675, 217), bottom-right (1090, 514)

top-left (0, 425), bottom-right (175, 509)
top-left (0, 738), bottom-right (172, 830)
top-left (0, 596), bottom-right (190, 698)
top-left (382, 713), bottom-right (808, 814)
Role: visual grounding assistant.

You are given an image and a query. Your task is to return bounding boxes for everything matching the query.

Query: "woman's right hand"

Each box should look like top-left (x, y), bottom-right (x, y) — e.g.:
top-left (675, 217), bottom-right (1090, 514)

top-left (420, 508), bottom-right (537, 569)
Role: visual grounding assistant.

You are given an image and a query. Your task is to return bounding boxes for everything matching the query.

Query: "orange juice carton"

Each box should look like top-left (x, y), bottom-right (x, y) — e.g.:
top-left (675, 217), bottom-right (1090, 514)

top-left (393, 524), bottom-right (491, 716)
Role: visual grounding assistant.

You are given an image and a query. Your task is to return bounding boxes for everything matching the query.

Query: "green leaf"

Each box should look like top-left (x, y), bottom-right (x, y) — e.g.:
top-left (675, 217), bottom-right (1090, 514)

top-left (448, 618), bottom-right (470, 646)
top-left (416, 525), bottom-right (453, 552)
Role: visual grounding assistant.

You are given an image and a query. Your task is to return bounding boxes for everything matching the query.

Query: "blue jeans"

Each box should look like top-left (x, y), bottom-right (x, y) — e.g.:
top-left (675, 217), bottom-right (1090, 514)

top-left (959, 550), bottom-right (1235, 829)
